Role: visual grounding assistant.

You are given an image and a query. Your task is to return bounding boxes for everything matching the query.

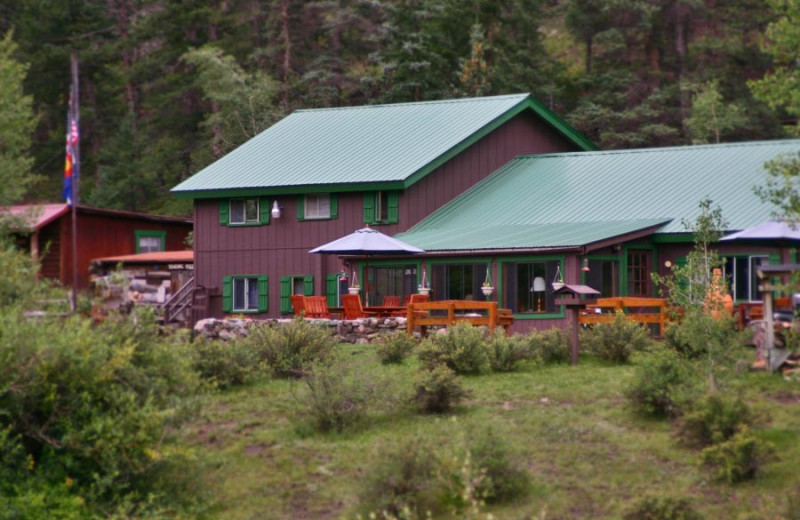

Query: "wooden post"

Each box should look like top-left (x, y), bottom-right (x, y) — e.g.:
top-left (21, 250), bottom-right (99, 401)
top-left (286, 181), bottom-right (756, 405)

top-left (69, 52), bottom-right (80, 313)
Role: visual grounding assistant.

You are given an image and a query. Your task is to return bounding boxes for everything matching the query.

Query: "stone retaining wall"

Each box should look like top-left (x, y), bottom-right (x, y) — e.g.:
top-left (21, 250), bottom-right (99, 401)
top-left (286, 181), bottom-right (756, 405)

top-left (193, 316), bottom-right (409, 344)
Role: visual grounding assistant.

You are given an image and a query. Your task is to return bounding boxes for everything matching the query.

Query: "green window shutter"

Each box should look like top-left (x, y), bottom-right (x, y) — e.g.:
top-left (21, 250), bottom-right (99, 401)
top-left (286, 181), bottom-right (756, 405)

top-left (387, 191), bottom-right (399, 223)
top-left (259, 197), bottom-right (270, 225)
top-left (330, 194), bottom-right (338, 219)
top-left (769, 252), bottom-right (781, 265)
top-left (280, 276), bottom-right (292, 314)
top-left (219, 200), bottom-right (229, 226)
top-left (258, 275), bottom-right (269, 312)
top-left (791, 249), bottom-right (798, 264)
top-left (303, 275), bottom-right (314, 296)
top-left (363, 192), bottom-right (375, 224)
top-left (297, 195), bottom-right (305, 221)
top-left (326, 274), bottom-right (339, 307)
top-left (222, 276), bottom-right (233, 312)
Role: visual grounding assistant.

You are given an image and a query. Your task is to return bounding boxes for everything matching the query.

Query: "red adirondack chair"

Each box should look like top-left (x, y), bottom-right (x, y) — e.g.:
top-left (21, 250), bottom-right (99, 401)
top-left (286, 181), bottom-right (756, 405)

top-left (341, 294), bottom-right (378, 320)
top-left (290, 294), bottom-right (306, 316)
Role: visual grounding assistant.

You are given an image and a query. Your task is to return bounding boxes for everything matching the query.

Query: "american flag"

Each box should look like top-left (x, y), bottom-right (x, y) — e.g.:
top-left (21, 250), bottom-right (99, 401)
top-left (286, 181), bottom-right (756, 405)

top-left (62, 104), bottom-right (79, 205)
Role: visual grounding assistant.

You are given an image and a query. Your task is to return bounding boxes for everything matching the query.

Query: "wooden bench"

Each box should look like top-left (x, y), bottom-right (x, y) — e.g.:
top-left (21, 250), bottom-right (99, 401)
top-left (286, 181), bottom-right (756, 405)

top-left (578, 297), bottom-right (669, 336)
top-left (406, 300), bottom-right (514, 337)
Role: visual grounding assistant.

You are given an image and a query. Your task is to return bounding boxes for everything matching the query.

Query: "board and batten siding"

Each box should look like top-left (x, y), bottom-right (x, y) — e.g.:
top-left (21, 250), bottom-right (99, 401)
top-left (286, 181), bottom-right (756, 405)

top-left (194, 111), bottom-right (582, 318)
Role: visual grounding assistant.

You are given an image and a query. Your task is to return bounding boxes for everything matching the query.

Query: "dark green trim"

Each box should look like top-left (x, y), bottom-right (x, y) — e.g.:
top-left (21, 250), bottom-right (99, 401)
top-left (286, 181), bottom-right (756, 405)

top-left (279, 274), bottom-right (314, 314)
top-left (222, 276), bottom-right (233, 312)
top-left (134, 230), bottom-right (166, 253)
top-left (225, 274), bottom-right (267, 314)
top-left (326, 273), bottom-right (341, 307)
top-left (364, 190), bottom-right (399, 225)
top-left (580, 254), bottom-right (623, 296)
top-left (497, 255), bottom-right (566, 320)
top-left (172, 96), bottom-right (597, 200)
top-left (220, 197), bottom-right (269, 226)
top-left (651, 233), bottom-right (695, 244)
top-left (298, 194), bottom-right (338, 221)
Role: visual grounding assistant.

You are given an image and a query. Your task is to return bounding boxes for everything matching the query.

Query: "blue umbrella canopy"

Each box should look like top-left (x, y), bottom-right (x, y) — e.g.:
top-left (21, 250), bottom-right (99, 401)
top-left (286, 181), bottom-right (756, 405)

top-left (309, 226), bottom-right (424, 255)
top-left (721, 220), bottom-right (800, 242)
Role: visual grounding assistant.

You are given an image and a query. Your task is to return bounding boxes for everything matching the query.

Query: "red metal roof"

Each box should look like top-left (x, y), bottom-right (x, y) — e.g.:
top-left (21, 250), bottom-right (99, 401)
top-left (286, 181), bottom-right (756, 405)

top-left (0, 203), bottom-right (191, 232)
top-left (92, 250), bottom-right (194, 265)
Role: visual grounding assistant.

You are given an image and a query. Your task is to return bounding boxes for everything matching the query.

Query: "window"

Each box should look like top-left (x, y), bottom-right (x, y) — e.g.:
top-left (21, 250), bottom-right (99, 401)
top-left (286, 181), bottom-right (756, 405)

top-left (219, 197), bottom-right (269, 226)
top-left (723, 255), bottom-right (769, 302)
top-left (279, 275), bottom-right (313, 313)
top-left (298, 194), bottom-right (337, 220)
top-left (431, 263), bottom-right (486, 300)
top-left (222, 275), bottom-right (268, 313)
top-left (502, 260), bottom-right (562, 314)
top-left (585, 259), bottom-right (619, 298)
top-left (366, 264), bottom-right (417, 304)
top-left (135, 230), bottom-right (166, 253)
top-left (627, 250), bottom-right (653, 296)
top-left (363, 191), bottom-right (399, 225)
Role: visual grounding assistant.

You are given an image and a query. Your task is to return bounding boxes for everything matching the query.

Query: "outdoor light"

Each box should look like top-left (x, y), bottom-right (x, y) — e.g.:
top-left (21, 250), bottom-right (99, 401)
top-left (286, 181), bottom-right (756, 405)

top-left (532, 276), bottom-right (546, 312)
top-left (271, 201), bottom-right (282, 219)
top-left (582, 257), bottom-right (590, 272)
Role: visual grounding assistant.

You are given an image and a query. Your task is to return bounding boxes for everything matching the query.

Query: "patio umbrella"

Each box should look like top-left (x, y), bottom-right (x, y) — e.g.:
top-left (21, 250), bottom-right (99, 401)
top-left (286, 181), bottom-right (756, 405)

top-left (310, 226), bottom-right (424, 305)
top-left (721, 220), bottom-right (800, 243)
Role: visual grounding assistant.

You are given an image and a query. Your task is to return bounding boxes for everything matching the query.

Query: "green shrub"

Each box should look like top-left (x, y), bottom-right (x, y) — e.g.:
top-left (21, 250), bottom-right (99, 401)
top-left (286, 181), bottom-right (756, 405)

top-left (526, 327), bottom-right (570, 365)
top-left (678, 393), bottom-right (756, 449)
top-left (294, 361), bottom-right (373, 433)
top-left (412, 364), bottom-right (470, 414)
top-left (248, 316), bottom-right (336, 378)
top-left (580, 311), bottom-right (654, 363)
top-left (487, 329), bottom-right (530, 372)
top-left (190, 336), bottom-right (261, 389)
top-left (417, 322), bottom-right (490, 375)
top-left (622, 495), bottom-right (704, 520)
top-left (626, 348), bottom-right (698, 418)
top-left (471, 429), bottom-right (530, 504)
top-left (700, 427), bottom-right (777, 483)
top-left (375, 332), bottom-right (417, 364)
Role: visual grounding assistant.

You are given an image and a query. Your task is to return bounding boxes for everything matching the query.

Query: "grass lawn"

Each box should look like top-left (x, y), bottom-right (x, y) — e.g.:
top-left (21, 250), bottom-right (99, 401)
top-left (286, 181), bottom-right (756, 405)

top-left (178, 344), bottom-right (800, 519)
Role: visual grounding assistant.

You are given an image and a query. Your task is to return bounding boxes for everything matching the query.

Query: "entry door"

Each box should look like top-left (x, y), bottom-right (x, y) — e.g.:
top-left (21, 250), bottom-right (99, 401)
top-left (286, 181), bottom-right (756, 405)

top-left (627, 250), bottom-right (652, 297)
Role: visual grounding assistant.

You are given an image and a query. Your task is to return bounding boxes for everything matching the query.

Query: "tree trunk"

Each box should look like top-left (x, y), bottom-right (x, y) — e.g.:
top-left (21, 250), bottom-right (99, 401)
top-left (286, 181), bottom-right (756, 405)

top-left (281, 0), bottom-right (291, 111)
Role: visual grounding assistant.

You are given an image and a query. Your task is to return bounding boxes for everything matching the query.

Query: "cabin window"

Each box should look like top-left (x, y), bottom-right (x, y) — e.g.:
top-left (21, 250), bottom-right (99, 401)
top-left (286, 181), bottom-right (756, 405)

top-left (363, 191), bottom-right (399, 225)
top-left (134, 230), bottom-right (166, 253)
top-left (298, 194), bottom-right (337, 220)
top-left (431, 263), bottom-right (486, 301)
top-left (279, 275), bottom-right (314, 314)
top-left (627, 250), bottom-right (653, 296)
top-left (219, 197), bottom-right (270, 226)
top-left (723, 255), bottom-right (770, 302)
top-left (585, 259), bottom-right (619, 298)
top-left (502, 260), bottom-right (562, 314)
top-left (366, 264), bottom-right (418, 305)
top-left (222, 275), bottom-right (268, 313)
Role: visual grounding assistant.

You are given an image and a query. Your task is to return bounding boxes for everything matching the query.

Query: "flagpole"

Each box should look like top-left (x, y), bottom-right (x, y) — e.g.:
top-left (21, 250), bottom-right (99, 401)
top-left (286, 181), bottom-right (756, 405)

top-left (70, 52), bottom-right (80, 313)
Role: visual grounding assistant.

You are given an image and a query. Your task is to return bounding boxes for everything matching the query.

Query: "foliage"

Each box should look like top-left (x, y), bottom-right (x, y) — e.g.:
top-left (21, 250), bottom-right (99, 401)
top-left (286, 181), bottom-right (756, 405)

top-left (526, 327), bottom-right (571, 365)
top-left (412, 364), bottom-right (470, 414)
top-left (189, 336), bottom-right (261, 389)
top-left (294, 361), bottom-right (373, 433)
top-left (684, 80), bottom-right (747, 144)
top-left (470, 429), bottom-right (530, 504)
top-left (626, 348), bottom-right (699, 418)
top-left (754, 151), bottom-right (800, 222)
top-left (417, 322), bottom-right (491, 375)
top-left (700, 427), bottom-right (777, 483)
top-left (0, 308), bottom-right (205, 516)
top-left (580, 311), bottom-right (654, 363)
top-left (0, 236), bottom-right (52, 309)
top-left (487, 328), bottom-right (531, 372)
top-left (678, 393), bottom-right (757, 449)
top-left (247, 317), bottom-right (336, 378)
top-left (622, 494), bottom-right (704, 520)
top-left (0, 30), bottom-right (37, 205)
top-left (375, 332), bottom-right (417, 365)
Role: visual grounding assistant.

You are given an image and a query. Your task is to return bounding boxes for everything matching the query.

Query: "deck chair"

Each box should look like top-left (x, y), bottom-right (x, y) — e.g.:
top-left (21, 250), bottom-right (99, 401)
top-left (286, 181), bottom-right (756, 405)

top-left (304, 296), bottom-right (331, 319)
top-left (382, 295), bottom-right (401, 307)
top-left (290, 294), bottom-right (306, 316)
top-left (392, 293), bottom-right (429, 317)
top-left (342, 294), bottom-right (379, 320)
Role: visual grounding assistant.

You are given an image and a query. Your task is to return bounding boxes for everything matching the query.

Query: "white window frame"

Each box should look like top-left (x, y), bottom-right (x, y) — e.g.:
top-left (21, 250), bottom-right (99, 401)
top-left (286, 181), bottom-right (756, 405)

top-left (233, 276), bottom-right (259, 311)
top-left (138, 236), bottom-right (163, 253)
top-left (304, 194), bottom-right (331, 219)
top-left (230, 198), bottom-right (259, 225)
top-left (725, 255), bottom-right (769, 302)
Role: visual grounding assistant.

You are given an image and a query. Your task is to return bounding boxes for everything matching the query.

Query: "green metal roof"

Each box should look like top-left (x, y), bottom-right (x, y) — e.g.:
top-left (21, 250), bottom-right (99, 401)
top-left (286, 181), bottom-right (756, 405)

top-left (396, 139), bottom-right (800, 251)
top-left (171, 94), bottom-right (596, 198)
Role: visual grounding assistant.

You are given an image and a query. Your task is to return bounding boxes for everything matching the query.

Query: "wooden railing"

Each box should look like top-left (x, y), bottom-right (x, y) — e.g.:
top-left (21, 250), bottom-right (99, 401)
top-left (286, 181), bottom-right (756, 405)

top-left (578, 296), bottom-right (669, 336)
top-left (159, 277), bottom-right (194, 327)
top-left (406, 300), bottom-right (513, 337)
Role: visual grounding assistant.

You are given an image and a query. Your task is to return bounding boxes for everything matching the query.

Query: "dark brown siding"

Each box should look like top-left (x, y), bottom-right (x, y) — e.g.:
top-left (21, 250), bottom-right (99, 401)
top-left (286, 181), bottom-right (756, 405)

top-left (194, 111), bottom-right (582, 318)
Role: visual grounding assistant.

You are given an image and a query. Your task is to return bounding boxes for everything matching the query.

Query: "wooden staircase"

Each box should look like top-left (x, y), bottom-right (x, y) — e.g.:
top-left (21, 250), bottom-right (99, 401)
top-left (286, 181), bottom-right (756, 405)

top-left (158, 277), bottom-right (207, 328)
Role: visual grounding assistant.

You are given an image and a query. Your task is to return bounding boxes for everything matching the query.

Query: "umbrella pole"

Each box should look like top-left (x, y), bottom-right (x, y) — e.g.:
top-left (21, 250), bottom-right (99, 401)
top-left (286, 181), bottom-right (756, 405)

top-left (364, 258), bottom-right (370, 306)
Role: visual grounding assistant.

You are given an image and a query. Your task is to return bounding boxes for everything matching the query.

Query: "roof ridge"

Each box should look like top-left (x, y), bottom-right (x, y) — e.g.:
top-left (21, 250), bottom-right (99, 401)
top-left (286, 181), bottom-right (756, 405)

top-left (294, 93), bottom-right (529, 114)
top-left (515, 138), bottom-right (800, 160)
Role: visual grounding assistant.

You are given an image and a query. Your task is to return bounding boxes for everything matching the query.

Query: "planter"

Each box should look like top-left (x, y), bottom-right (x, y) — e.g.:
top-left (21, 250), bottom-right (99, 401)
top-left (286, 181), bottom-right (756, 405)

top-left (481, 285), bottom-right (495, 297)
top-left (417, 286), bottom-right (431, 296)
top-left (348, 287), bottom-right (361, 295)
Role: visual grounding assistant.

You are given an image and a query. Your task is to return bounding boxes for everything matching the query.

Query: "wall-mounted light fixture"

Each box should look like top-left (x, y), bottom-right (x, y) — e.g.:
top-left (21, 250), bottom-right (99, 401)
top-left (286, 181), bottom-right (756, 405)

top-left (271, 201), bottom-right (282, 219)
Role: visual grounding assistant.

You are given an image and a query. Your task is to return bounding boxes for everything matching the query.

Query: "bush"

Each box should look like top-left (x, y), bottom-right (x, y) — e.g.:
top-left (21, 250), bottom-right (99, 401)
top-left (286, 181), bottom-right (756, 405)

top-left (626, 348), bottom-right (698, 418)
top-left (622, 495), bottom-right (704, 520)
top-left (526, 327), bottom-right (570, 365)
top-left (700, 427), bottom-right (777, 483)
top-left (294, 361), bottom-right (373, 433)
top-left (580, 311), bottom-right (654, 363)
top-left (678, 393), bottom-right (756, 449)
top-left (248, 316), bottom-right (336, 378)
top-left (487, 329), bottom-right (530, 372)
top-left (190, 336), bottom-right (261, 389)
top-left (412, 364), bottom-right (470, 414)
top-left (417, 322), bottom-right (490, 375)
top-left (375, 332), bottom-right (417, 364)
top-left (471, 429), bottom-right (530, 504)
